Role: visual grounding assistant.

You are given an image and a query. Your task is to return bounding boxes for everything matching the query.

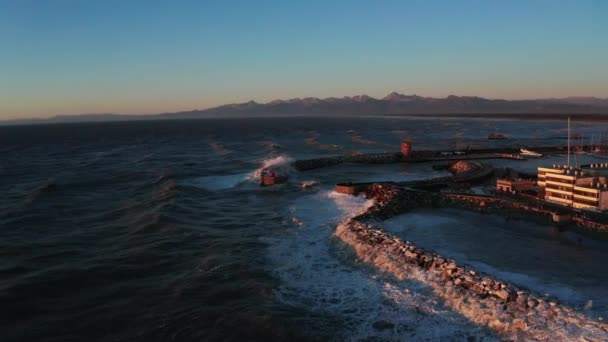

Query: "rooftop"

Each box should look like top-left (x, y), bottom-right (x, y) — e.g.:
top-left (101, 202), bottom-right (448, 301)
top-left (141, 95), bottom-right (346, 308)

top-left (538, 164), bottom-right (608, 190)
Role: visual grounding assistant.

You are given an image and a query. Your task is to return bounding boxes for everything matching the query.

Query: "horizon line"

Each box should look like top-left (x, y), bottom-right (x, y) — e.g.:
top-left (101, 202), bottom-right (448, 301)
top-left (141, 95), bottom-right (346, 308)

top-left (4, 91), bottom-right (608, 121)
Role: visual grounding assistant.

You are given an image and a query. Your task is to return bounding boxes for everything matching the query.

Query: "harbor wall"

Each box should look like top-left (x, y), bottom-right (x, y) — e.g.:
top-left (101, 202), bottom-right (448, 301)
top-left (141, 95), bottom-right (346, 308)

top-left (334, 183), bottom-right (373, 196)
top-left (292, 144), bottom-right (597, 172)
top-left (572, 217), bottom-right (608, 232)
top-left (293, 147), bottom-right (530, 171)
top-left (293, 152), bottom-right (403, 171)
top-left (336, 184), bottom-right (608, 340)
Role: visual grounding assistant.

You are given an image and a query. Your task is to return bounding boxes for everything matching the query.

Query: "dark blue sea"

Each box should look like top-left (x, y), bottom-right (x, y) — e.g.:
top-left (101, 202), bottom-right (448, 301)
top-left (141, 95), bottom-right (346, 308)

top-left (2, 117), bottom-right (608, 341)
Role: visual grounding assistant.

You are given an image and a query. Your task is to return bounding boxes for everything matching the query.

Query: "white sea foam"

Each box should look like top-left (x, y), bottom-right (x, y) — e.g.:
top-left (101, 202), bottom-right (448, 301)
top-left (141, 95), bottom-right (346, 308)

top-left (300, 180), bottom-right (319, 189)
top-left (324, 191), bottom-right (374, 218)
top-left (265, 191), bottom-right (496, 340)
top-left (248, 155), bottom-right (295, 180)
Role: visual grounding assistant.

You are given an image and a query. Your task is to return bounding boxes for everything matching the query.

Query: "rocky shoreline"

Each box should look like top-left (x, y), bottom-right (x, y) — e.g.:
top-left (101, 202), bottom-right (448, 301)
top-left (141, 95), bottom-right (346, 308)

top-left (336, 184), bottom-right (608, 340)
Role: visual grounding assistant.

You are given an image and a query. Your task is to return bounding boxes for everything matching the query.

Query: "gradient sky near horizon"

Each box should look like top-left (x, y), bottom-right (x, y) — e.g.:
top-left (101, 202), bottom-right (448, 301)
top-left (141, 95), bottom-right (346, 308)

top-left (1, 0), bottom-right (607, 119)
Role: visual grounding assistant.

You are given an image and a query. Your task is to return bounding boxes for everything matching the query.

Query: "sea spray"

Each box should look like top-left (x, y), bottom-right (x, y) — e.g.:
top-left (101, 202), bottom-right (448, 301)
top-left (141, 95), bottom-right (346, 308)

top-left (325, 191), bottom-right (374, 219)
top-left (300, 180), bottom-right (319, 189)
top-left (187, 155), bottom-right (297, 191)
top-left (248, 155), bottom-right (296, 180)
top-left (266, 190), bottom-right (495, 340)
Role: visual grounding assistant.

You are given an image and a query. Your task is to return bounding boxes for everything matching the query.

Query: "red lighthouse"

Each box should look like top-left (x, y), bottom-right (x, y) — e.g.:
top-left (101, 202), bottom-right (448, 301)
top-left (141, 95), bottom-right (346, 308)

top-left (401, 141), bottom-right (412, 158)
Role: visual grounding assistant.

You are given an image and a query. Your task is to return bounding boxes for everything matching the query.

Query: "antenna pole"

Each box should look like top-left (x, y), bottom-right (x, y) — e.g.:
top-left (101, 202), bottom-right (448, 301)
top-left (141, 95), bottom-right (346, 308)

top-left (567, 116), bottom-right (571, 168)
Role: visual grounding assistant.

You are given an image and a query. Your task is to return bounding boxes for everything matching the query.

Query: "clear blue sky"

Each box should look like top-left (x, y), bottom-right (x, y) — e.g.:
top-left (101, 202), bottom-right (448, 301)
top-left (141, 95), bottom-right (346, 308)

top-left (1, 0), bottom-right (607, 119)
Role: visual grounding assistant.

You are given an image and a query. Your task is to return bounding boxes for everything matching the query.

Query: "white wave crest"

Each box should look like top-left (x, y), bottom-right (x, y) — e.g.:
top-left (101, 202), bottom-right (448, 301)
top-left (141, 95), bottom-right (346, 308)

top-left (325, 191), bottom-right (375, 219)
top-left (248, 155), bottom-right (296, 180)
top-left (300, 180), bottom-right (319, 189)
top-left (265, 191), bottom-right (496, 340)
top-left (185, 155), bottom-right (296, 191)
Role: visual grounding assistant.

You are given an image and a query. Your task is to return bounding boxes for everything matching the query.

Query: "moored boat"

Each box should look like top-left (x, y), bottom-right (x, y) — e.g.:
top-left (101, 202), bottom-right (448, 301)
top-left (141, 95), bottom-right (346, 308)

top-left (520, 148), bottom-right (543, 157)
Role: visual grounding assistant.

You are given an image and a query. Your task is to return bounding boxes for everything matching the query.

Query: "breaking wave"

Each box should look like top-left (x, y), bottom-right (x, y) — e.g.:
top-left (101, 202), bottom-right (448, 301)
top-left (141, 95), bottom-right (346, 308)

top-left (265, 191), bottom-right (496, 340)
top-left (185, 155), bottom-right (296, 191)
top-left (300, 180), bottom-right (319, 189)
top-left (324, 191), bottom-right (374, 218)
top-left (248, 155), bottom-right (295, 180)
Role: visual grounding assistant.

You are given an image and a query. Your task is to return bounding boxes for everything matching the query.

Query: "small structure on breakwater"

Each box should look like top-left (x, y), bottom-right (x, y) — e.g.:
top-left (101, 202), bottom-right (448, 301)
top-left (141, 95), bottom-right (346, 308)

top-left (496, 178), bottom-right (535, 193)
top-left (335, 182), bottom-right (372, 196)
top-left (551, 212), bottom-right (572, 223)
top-left (400, 140), bottom-right (412, 158)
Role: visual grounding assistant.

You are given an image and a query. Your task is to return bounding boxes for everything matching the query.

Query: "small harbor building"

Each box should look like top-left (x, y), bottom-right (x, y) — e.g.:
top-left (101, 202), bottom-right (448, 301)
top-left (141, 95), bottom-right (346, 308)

top-left (537, 165), bottom-right (608, 211)
top-left (496, 179), bottom-right (535, 193)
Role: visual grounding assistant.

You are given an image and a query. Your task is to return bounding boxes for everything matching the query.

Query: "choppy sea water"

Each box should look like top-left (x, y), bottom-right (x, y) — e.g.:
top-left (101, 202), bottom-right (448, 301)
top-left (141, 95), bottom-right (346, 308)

top-left (1, 117), bottom-right (607, 341)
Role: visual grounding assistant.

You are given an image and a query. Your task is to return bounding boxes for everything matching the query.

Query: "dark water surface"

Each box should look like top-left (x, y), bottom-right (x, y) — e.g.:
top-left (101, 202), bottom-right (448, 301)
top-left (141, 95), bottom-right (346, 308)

top-left (1, 117), bottom-right (606, 341)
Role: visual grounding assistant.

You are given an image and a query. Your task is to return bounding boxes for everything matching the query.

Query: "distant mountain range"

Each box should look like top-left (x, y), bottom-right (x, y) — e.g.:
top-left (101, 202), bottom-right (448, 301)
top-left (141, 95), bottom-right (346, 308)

top-left (3, 93), bottom-right (608, 125)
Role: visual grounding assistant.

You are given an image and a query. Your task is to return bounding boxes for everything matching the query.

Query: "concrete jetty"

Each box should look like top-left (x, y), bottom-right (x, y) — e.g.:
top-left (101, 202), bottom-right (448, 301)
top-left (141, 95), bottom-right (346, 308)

top-left (335, 172), bottom-right (608, 231)
top-left (333, 160), bottom-right (495, 194)
top-left (291, 142), bottom-right (586, 171)
top-left (294, 151), bottom-right (524, 171)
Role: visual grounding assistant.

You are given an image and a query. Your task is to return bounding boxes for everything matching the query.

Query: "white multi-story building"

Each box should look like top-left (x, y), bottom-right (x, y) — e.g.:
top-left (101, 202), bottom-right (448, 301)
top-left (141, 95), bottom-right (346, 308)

top-left (537, 165), bottom-right (608, 211)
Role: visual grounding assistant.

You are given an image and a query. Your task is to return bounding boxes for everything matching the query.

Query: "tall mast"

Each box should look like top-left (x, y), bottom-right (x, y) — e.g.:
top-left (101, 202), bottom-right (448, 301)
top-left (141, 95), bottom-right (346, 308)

top-left (567, 116), bottom-right (570, 168)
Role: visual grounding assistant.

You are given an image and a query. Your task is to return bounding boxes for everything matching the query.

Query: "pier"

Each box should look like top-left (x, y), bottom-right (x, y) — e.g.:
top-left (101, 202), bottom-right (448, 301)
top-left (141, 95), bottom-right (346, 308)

top-left (292, 142), bottom-right (583, 171)
top-left (294, 151), bottom-right (523, 171)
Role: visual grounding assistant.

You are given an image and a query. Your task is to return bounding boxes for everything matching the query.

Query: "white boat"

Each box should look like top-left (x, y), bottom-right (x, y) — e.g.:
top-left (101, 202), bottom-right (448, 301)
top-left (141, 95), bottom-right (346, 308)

top-left (520, 148), bottom-right (543, 157)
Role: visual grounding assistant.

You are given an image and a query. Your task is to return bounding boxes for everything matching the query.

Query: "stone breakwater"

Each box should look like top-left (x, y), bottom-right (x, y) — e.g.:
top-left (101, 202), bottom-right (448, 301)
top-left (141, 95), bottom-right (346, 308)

top-left (336, 184), bottom-right (608, 341)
